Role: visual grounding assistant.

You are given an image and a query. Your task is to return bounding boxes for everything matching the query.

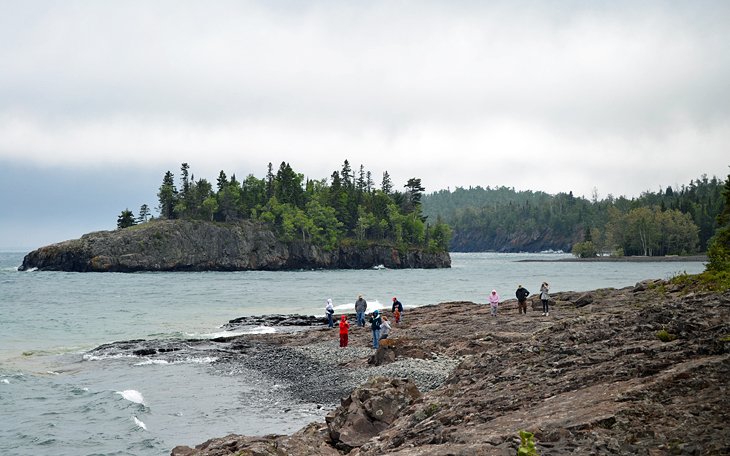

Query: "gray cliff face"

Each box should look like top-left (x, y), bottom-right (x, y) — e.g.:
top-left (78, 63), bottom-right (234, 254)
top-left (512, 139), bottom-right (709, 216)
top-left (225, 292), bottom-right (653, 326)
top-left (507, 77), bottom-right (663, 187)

top-left (18, 220), bottom-right (450, 272)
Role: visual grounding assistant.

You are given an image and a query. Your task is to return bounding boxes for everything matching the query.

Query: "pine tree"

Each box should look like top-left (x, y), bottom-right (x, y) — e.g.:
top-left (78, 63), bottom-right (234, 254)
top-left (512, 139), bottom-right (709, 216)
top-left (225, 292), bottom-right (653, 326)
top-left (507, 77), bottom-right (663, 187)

top-left (381, 171), bottom-right (393, 194)
top-left (157, 170), bottom-right (177, 219)
top-left (117, 209), bottom-right (136, 229)
top-left (137, 204), bottom-right (150, 224)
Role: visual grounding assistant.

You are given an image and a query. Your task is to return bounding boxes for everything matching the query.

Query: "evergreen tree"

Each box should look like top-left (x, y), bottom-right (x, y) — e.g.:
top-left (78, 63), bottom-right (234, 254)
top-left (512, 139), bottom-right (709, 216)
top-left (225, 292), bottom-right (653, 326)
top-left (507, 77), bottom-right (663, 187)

top-left (117, 209), bottom-right (136, 229)
top-left (341, 160), bottom-right (353, 188)
top-left (707, 172), bottom-right (730, 272)
top-left (217, 170), bottom-right (228, 192)
top-left (381, 171), bottom-right (393, 194)
top-left (157, 170), bottom-right (177, 219)
top-left (266, 162), bottom-right (275, 199)
top-left (137, 204), bottom-right (151, 224)
top-left (180, 163), bottom-right (190, 198)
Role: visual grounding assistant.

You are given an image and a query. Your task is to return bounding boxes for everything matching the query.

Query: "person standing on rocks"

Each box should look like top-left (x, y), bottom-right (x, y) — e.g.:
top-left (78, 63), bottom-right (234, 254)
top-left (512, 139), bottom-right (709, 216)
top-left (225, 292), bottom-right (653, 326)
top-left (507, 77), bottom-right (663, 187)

top-left (369, 310), bottom-right (382, 349)
top-left (489, 289), bottom-right (500, 317)
top-left (325, 299), bottom-right (335, 328)
top-left (540, 282), bottom-right (550, 316)
top-left (391, 297), bottom-right (403, 323)
top-left (339, 314), bottom-right (350, 348)
top-left (355, 294), bottom-right (367, 327)
top-left (515, 285), bottom-right (530, 314)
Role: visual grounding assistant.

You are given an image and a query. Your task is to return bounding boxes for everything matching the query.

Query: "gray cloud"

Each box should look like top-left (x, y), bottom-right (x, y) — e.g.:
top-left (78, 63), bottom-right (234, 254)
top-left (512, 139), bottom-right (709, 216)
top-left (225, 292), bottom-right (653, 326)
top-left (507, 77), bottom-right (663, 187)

top-left (0, 1), bottom-right (728, 248)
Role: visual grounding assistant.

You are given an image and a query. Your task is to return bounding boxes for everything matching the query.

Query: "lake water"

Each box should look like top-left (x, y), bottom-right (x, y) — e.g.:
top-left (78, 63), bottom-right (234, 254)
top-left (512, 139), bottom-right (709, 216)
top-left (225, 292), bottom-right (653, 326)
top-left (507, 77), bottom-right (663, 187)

top-left (0, 251), bottom-right (705, 455)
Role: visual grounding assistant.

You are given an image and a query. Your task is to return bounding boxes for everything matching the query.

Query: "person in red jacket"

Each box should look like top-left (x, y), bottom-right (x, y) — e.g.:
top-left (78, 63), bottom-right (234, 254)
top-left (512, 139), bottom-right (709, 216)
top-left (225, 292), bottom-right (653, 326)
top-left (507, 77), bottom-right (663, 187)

top-left (339, 314), bottom-right (350, 348)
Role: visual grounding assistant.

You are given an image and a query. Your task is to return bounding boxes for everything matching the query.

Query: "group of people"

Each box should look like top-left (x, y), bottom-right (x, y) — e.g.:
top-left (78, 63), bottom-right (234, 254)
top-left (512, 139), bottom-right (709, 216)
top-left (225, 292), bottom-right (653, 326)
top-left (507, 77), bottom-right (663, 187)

top-left (488, 282), bottom-right (551, 317)
top-left (325, 282), bottom-right (551, 350)
top-left (325, 295), bottom-right (404, 349)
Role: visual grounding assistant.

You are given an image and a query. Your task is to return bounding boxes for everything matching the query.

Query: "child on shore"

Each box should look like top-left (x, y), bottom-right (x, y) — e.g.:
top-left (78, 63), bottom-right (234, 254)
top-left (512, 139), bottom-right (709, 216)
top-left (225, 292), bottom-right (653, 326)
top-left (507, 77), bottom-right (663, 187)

top-left (339, 315), bottom-right (350, 348)
top-left (489, 289), bottom-right (500, 317)
top-left (380, 316), bottom-right (391, 340)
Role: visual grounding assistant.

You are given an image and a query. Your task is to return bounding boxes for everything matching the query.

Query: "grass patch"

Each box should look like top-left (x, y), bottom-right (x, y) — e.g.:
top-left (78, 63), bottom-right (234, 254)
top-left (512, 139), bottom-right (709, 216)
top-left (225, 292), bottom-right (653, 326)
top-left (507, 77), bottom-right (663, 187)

top-left (656, 329), bottom-right (678, 342)
top-left (669, 270), bottom-right (730, 293)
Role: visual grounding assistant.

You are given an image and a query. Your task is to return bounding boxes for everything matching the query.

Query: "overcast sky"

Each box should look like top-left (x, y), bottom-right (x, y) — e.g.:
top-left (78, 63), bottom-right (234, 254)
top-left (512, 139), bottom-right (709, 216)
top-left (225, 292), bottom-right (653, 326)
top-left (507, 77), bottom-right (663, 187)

top-left (1, 0), bottom-right (728, 249)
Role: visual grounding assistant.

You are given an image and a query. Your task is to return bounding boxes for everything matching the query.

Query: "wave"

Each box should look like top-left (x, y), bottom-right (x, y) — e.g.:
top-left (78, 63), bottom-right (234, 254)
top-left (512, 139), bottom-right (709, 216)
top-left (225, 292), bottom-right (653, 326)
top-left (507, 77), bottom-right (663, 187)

top-left (116, 389), bottom-right (145, 405)
top-left (333, 299), bottom-right (384, 312)
top-left (132, 415), bottom-right (147, 430)
top-left (83, 353), bottom-right (139, 362)
top-left (133, 356), bottom-right (218, 366)
top-left (1, 378), bottom-right (9, 384)
top-left (203, 325), bottom-right (276, 338)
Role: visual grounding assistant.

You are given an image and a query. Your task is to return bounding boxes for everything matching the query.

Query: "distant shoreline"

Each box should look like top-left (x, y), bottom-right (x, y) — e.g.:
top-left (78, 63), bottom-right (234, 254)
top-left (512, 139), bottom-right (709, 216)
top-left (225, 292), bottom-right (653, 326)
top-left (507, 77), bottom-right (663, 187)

top-left (518, 255), bottom-right (707, 263)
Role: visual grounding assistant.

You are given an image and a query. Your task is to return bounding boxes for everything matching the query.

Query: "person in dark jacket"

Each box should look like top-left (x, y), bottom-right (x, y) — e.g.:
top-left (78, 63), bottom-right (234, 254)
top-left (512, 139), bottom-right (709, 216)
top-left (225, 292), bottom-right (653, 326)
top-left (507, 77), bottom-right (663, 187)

top-left (391, 297), bottom-right (403, 323)
top-left (369, 310), bottom-right (382, 349)
top-left (515, 285), bottom-right (530, 314)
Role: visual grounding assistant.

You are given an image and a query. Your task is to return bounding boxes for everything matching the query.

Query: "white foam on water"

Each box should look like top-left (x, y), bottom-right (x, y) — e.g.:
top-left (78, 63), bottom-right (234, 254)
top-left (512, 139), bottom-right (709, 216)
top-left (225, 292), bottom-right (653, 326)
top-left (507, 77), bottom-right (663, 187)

top-left (134, 356), bottom-right (218, 366)
top-left (134, 359), bottom-right (169, 366)
top-left (1, 378), bottom-right (9, 384)
top-left (116, 389), bottom-right (145, 406)
top-left (132, 416), bottom-right (147, 430)
top-left (244, 325), bottom-right (276, 335)
top-left (83, 353), bottom-right (139, 361)
top-left (334, 299), bottom-right (385, 312)
top-left (203, 325), bottom-right (275, 338)
top-left (181, 356), bottom-right (218, 364)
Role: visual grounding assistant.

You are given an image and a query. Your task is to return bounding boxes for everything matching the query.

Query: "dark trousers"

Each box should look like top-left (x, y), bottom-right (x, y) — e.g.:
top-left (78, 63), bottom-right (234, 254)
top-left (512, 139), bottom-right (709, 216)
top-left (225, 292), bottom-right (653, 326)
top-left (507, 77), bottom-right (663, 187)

top-left (542, 299), bottom-right (549, 313)
top-left (518, 300), bottom-right (527, 314)
top-left (339, 333), bottom-right (348, 347)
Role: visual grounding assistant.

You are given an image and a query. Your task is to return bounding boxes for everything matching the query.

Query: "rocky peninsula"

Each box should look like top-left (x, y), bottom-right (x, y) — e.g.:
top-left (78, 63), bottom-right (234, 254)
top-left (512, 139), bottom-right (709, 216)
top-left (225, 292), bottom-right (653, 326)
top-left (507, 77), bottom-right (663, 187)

top-left (18, 219), bottom-right (450, 272)
top-left (167, 279), bottom-right (729, 455)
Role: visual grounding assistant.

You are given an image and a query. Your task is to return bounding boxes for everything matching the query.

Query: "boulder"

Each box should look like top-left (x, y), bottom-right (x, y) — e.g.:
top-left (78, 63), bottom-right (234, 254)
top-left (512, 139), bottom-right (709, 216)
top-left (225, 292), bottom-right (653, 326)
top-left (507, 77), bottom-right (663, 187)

top-left (574, 292), bottom-right (594, 308)
top-left (325, 377), bottom-right (421, 450)
top-left (368, 342), bottom-right (396, 366)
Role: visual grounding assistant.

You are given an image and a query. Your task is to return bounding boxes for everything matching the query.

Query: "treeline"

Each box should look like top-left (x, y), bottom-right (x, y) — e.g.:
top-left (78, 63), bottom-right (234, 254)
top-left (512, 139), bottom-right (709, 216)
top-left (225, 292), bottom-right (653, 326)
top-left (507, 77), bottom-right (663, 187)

top-left (118, 161), bottom-right (451, 252)
top-left (422, 174), bottom-right (726, 256)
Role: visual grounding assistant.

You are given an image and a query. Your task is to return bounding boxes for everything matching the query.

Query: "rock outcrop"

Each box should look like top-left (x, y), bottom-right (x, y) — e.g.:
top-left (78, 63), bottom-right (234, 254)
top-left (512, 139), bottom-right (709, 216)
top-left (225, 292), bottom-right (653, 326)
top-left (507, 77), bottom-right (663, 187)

top-left (18, 219), bottom-right (450, 272)
top-left (326, 377), bottom-right (422, 451)
top-left (169, 279), bottom-right (730, 455)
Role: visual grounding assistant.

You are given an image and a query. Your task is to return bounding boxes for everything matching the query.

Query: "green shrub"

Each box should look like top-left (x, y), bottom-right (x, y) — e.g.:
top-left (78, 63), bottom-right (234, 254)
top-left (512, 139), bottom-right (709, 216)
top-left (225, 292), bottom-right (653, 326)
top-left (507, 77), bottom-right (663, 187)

top-left (518, 430), bottom-right (538, 456)
top-left (571, 241), bottom-right (597, 258)
top-left (656, 329), bottom-right (677, 342)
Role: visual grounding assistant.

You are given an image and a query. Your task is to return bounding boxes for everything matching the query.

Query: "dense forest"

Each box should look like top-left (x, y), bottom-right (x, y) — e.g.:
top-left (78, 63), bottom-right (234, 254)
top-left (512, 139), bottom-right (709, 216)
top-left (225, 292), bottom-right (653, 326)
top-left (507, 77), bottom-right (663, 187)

top-left (422, 173), bottom-right (727, 256)
top-left (118, 161), bottom-right (451, 253)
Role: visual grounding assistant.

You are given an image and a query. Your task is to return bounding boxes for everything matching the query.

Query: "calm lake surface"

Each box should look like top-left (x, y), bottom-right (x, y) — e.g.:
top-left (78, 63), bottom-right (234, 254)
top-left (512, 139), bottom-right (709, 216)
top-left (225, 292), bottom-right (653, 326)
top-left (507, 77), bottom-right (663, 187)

top-left (0, 251), bottom-right (705, 455)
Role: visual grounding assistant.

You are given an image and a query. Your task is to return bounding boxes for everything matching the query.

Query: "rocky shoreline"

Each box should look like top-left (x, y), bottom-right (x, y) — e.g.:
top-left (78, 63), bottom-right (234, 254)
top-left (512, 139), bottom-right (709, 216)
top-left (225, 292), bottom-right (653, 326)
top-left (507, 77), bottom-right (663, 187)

top-left (169, 280), bottom-right (729, 455)
top-left (519, 255), bottom-right (708, 263)
top-left (18, 219), bottom-right (451, 272)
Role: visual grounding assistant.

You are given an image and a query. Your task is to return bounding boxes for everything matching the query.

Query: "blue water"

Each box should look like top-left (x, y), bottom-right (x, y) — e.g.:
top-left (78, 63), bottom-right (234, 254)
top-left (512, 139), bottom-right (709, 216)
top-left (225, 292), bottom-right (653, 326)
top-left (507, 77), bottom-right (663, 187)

top-left (0, 250), bottom-right (705, 455)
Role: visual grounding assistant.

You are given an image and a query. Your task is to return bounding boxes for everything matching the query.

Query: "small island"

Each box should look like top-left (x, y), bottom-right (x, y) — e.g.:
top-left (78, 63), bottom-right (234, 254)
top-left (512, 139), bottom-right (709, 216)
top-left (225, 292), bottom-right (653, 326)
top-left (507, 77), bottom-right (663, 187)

top-left (19, 161), bottom-right (452, 272)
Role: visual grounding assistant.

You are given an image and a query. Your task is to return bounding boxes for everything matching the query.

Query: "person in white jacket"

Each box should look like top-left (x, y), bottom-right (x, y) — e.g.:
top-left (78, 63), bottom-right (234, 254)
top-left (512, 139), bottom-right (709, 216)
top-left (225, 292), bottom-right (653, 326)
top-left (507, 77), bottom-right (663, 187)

top-left (325, 298), bottom-right (335, 328)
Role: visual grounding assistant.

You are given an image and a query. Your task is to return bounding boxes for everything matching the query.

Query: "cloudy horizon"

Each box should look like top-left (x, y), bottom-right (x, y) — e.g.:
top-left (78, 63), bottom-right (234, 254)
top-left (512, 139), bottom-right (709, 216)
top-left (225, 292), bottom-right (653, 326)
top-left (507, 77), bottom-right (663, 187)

top-left (1, 1), bottom-right (728, 249)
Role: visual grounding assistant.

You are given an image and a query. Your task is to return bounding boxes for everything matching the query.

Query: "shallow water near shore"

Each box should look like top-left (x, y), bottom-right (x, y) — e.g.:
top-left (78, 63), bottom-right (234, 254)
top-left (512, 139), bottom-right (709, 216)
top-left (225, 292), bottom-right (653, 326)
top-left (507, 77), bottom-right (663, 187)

top-left (0, 251), bottom-right (705, 455)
